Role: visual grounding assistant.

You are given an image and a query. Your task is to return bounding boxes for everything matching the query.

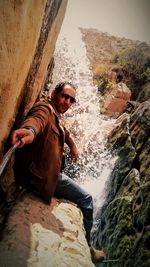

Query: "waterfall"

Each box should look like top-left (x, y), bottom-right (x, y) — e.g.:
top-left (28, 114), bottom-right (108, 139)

top-left (52, 28), bottom-right (117, 224)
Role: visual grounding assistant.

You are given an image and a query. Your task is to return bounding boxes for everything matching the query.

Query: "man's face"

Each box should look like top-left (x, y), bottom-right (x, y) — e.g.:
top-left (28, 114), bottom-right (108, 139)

top-left (53, 84), bottom-right (76, 114)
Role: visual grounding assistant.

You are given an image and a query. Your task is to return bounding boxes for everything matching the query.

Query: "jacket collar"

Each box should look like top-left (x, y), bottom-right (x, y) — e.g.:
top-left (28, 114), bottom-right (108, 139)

top-left (47, 98), bottom-right (62, 119)
top-left (47, 98), bottom-right (65, 137)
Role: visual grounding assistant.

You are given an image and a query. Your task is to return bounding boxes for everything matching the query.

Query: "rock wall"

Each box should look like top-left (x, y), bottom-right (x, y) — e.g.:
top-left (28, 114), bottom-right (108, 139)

top-left (0, 0), bottom-right (67, 157)
top-left (137, 82), bottom-right (150, 102)
top-left (102, 82), bottom-right (131, 118)
top-left (93, 101), bottom-right (150, 266)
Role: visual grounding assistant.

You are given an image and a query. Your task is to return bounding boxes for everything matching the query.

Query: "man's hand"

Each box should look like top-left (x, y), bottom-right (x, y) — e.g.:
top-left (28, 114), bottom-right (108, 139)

top-left (70, 144), bottom-right (79, 161)
top-left (11, 128), bottom-right (35, 148)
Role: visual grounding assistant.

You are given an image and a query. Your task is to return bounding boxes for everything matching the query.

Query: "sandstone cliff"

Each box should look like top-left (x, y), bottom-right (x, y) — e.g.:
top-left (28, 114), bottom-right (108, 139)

top-left (0, 0), bottom-right (67, 157)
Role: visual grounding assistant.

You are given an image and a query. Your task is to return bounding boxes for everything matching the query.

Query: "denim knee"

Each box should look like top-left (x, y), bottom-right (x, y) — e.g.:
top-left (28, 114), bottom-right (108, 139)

top-left (81, 192), bottom-right (93, 211)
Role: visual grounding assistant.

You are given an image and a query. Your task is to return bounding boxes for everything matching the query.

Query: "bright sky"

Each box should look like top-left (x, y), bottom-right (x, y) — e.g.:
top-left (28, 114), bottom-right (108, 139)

top-left (61, 0), bottom-right (150, 44)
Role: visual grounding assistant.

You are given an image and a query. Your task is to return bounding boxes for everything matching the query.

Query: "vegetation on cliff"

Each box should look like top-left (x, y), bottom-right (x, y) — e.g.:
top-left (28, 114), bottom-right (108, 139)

top-left (80, 28), bottom-right (150, 101)
top-left (93, 102), bottom-right (150, 266)
top-left (113, 46), bottom-right (150, 99)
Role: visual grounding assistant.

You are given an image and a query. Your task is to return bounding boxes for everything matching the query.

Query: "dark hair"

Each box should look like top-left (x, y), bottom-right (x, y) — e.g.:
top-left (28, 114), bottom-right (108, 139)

top-left (54, 82), bottom-right (76, 94)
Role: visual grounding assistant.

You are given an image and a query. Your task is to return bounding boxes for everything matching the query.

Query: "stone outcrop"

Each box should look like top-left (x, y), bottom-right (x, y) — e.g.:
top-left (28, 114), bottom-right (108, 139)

top-left (0, 0), bottom-right (67, 157)
top-left (102, 82), bottom-right (131, 118)
top-left (137, 82), bottom-right (150, 102)
top-left (93, 101), bottom-right (150, 266)
top-left (0, 193), bottom-right (94, 267)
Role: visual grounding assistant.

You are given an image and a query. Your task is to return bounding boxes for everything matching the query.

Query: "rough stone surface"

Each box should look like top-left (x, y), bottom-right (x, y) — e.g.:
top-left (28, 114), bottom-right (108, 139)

top-left (93, 101), bottom-right (150, 267)
top-left (137, 82), bottom-right (150, 102)
top-left (0, 193), bottom-right (94, 267)
top-left (103, 82), bottom-right (131, 117)
top-left (17, 0), bottom-right (68, 123)
top-left (0, 0), bottom-right (46, 155)
top-left (0, 0), bottom-right (67, 156)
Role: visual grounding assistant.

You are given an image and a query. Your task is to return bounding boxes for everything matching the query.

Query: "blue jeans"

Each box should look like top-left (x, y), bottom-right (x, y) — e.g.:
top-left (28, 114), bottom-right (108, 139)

top-left (54, 173), bottom-right (93, 244)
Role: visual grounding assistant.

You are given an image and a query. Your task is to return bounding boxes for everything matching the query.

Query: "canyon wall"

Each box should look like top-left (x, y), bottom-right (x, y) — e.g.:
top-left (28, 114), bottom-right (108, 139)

top-left (93, 102), bottom-right (150, 266)
top-left (0, 0), bottom-right (67, 158)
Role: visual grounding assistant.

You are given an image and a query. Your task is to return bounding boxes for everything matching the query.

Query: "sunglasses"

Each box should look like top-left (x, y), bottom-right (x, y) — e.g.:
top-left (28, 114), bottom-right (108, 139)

top-left (61, 93), bottom-right (76, 103)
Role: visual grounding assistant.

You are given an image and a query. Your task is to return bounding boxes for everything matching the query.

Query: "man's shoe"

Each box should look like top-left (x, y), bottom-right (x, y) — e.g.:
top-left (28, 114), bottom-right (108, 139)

top-left (90, 246), bottom-right (105, 263)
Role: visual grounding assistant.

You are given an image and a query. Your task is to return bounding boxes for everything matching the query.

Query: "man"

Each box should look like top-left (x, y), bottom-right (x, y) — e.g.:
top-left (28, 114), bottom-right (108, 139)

top-left (11, 81), bottom-right (105, 263)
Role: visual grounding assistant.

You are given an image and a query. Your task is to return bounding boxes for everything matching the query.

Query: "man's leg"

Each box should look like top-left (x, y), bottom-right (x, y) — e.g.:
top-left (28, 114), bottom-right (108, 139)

top-left (54, 173), bottom-right (93, 244)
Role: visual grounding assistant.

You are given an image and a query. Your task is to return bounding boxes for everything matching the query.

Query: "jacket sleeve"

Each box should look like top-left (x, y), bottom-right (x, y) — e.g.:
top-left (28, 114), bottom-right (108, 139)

top-left (21, 102), bottom-right (50, 135)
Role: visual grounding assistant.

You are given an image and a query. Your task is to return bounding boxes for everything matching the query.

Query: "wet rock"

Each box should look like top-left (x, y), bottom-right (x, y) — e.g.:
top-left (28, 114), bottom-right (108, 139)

top-left (139, 136), bottom-right (150, 182)
top-left (0, 193), bottom-right (94, 267)
top-left (137, 82), bottom-right (150, 102)
top-left (124, 100), bottom-right (141, 114)
top-left (93, 101), bottom-right (150, 266)
top-left (129, 101), bottom-right (150, 152)
top-left (96, 174), bottom-right (137, 262)
top-left (107, 113), bottom-right (136, 200)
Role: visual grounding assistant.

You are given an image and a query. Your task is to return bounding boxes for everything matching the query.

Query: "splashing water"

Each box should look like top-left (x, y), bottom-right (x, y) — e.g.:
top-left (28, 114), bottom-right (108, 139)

top-left (52, 28), bottom-right (117, 219)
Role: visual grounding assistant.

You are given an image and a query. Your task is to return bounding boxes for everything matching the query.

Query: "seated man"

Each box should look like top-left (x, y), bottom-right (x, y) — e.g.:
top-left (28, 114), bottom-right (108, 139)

top-left (11, 81), bottom-right (105, 263)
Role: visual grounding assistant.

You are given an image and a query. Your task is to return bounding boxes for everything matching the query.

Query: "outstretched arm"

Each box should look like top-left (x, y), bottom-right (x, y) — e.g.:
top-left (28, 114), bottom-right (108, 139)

top-left (11, 102), bottom-right (50, 148)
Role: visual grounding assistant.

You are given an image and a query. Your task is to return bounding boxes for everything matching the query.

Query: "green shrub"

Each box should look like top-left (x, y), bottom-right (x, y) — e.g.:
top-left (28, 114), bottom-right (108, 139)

top-left (97, 77), bottom-right (109, 95)
top-left (117, 46), bottom-right (150, 99)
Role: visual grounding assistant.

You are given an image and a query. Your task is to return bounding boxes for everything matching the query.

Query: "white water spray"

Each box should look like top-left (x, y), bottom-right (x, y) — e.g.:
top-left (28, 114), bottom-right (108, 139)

top-left (52, 28), bottom-right (117, 220)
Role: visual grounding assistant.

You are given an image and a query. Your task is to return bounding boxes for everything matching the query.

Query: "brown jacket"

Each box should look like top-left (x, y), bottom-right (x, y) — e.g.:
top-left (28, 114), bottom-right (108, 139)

top-left (14, 98), bottom-right (75, 202)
